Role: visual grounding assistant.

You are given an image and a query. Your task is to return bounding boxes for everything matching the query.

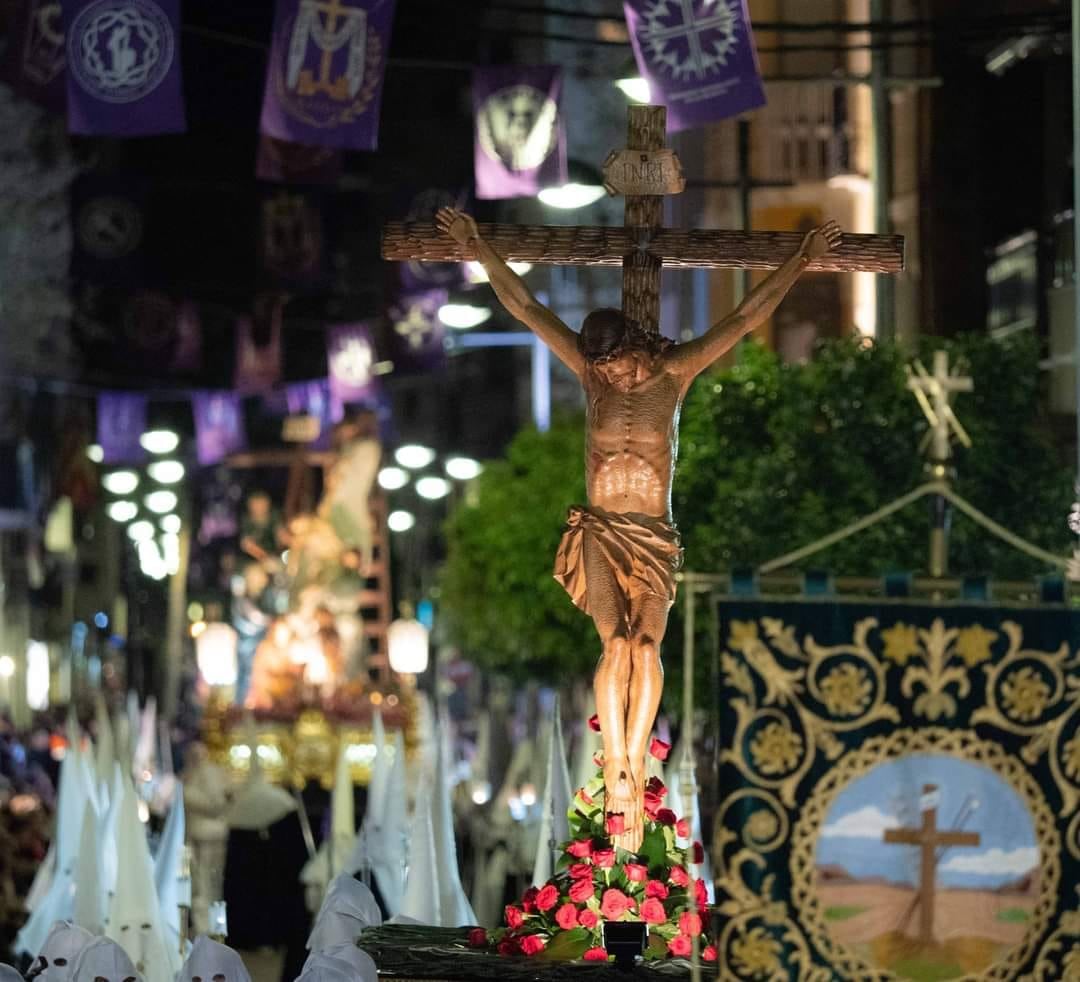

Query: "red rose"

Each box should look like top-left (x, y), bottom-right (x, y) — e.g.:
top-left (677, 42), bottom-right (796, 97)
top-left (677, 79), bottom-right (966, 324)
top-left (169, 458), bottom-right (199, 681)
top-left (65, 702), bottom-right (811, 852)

top-left (467, 928), bottom-right (487, 948)
top-left (588, 714), bottom-right (601, 732)
top-left (692, 841), bottom-right (705, 864)
top-left (497, 937), bottom-right (519, 956)
top-left (640, 897), bottom-right (667, 924)
top-left (505, 905), bottom-right (525, 929)
top-left (679, 911), bottom-right (703, 936)
top-left (578, 909), bottom-right (598, 929)
top-left (605, 812), bottom-right (626, 835)
top-left (645, 880), bottom-right (669, 900)
top-left (675, 818), bottom-right (690, 838)
top-left (649, 737), bottom-right (671, 761)
top-left (600, 888), bottom-right (634, 920)
top-left (669, 866), bottom-right (690, 886)
top-left (655, 808), bottom-right (677, 826)
top-left (593, 847), bottom-right (616, 868)
top-left (667, 934), bottom-right (692, 957)
top-left (566, 839), bottom-right (592, 858)
top-left (623, 863), bottom-right (648, 882)
top-left (569, 877), bottom-right (594, 903)
top-left (643, 791), bottom-right (663, 819)
top-left (569, 862), bottom-right (592, 879)
top-left (645, 776), bottom-right (666, 798)
top-left (536, 884), bottom-right (560, 912)
top-left (522, 886), bottom-right (539, 913)
top-left (583, 948), bottom-right (608, 962)
top-left (694, 878), bottom-right (708, 908)
top-left (702, 945), bottom-right (717, 963)
top-left (555, 903), bottom-right (579, 931)
top-left (520, 935), bottom-right (546, 956)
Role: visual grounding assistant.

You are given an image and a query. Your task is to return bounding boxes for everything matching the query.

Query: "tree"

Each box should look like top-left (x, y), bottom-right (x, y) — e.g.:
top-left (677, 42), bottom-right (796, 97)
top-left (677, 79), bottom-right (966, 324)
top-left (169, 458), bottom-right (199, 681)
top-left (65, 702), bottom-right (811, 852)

top-left (442, 335), bottom-right (1072, 683)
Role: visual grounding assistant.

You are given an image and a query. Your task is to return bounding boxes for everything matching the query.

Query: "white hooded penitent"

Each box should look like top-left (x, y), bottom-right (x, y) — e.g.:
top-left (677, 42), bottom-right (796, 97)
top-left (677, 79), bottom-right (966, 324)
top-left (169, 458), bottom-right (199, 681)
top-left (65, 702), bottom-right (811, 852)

top-left (396, 786), bottom-right (438, 925)
top-left (74, 804), bottom-right (107, 935)
top-left (153, 786), bottom-right (187, 952)
top-left (71, 938), bottom-right (139, 982)
top-left (177, 936), bottom-right (251, 982)
top-left (430, 719), bottom-right (477, 925)
top-left (531, 696), bottom-right (572, 887)
top-left (31, 922), bottom-right (94, 982)
top-left (307, 874), bottom-right (381, 952)
top-left (302, 945), bottom-right (376, 982)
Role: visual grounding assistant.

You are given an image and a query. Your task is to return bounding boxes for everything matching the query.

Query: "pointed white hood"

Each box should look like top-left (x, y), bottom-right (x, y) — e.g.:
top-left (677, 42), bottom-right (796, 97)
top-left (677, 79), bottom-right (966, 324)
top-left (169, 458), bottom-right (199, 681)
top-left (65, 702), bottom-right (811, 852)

top-left (0, 965), bottom-right (24, 982)
top-left (302, 945), bottom-right (376, 982)
top-left (177, 937), bottom-right (250, 982)
top-left (73, 803), bottom-right (107, 935)
top-left (71, 938), bottom-right (140, 982)
top-left (395, 787), bottom-right (438, 926)
top-left (153, 786), bottom-right (186, 951)
top-left (366, 711), bottom-right (389, 830)
top-left (32, 922), bottom-right (95, 982)
top-left (224, 746), bottom-right (296, 831)
top-left (370, 731), bottom-right (407, 915)
top-left (430, 719), bottom-right (476, 925)
top-left (329, 747), bottom-right (355, 875)
top-left (133, 697), bottom-right (157, 781)
top-left (106, 776), bottom-right (179, 982)
top-left (93, 695), bottom-right (115, 793)
top-left (572, 720), bottom-right (602, 794)
top-left (306, 875), bottom-right (382, 952)
top-left (532, 697), bottom-right (572, 887)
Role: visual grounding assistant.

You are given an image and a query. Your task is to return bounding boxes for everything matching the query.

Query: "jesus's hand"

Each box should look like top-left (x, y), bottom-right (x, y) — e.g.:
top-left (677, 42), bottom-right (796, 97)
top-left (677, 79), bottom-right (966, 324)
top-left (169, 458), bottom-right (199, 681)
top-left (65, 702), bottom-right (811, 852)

top-left (435, 207), bottom-right (479, 246)
top-left (801, 219), bottom-right (842, 260)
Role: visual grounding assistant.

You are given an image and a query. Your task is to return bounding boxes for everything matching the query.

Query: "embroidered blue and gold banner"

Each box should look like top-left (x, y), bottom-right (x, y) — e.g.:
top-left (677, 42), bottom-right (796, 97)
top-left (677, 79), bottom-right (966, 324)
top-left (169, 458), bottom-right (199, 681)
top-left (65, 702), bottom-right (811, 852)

top-left (713, 599), bottom-right (1080, 981)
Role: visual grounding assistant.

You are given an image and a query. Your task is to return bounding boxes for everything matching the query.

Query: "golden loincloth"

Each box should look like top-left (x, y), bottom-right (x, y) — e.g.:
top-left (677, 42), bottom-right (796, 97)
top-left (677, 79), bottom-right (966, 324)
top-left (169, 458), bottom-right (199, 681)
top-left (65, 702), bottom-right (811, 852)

top-left (553, 505), bottom-right (683, 616)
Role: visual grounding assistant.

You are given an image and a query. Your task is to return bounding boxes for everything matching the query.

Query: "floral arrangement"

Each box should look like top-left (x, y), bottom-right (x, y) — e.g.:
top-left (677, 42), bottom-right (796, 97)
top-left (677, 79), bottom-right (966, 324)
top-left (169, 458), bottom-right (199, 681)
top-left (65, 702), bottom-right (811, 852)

top-left (470, 733), bottom-right (716, 962)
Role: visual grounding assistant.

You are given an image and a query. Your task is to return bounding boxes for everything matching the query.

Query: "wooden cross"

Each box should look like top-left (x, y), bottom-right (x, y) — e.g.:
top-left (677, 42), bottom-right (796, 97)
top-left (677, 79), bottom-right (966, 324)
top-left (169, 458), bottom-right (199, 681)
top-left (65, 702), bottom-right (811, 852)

top-left (882, 783), bottom-right (980, 943)
top-left (906, 350), bottom-right (974, 464)
top-left (382, 104), bottom-right (904, 335)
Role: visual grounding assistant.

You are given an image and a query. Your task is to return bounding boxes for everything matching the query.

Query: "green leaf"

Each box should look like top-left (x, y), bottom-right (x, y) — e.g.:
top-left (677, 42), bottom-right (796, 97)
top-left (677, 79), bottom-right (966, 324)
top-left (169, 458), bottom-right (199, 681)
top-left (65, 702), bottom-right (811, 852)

top-left (538, 928), bottom-right (590, 962)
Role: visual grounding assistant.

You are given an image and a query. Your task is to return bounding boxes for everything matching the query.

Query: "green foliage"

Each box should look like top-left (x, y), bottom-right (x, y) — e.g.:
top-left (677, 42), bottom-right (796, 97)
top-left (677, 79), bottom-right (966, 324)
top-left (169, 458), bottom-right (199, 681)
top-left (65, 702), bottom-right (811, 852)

top-left (442, 335), bottom-right (1072, 682)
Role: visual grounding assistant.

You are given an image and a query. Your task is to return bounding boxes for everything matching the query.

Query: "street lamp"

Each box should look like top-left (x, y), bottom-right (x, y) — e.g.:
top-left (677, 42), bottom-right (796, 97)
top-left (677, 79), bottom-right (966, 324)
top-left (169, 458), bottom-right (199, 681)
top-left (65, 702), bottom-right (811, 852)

top-left (445, 456), bottom-right (482, 481)
top-left (395, 445), bottom-right (436, 469)
top-left (387, 611), bottom-right (429, 674)
top-left (139, 430), bottom-right (180, 454)
top-left (415, 476), bottom-right (451, 500)
top-left (103, 471), bottom-right (139, 495)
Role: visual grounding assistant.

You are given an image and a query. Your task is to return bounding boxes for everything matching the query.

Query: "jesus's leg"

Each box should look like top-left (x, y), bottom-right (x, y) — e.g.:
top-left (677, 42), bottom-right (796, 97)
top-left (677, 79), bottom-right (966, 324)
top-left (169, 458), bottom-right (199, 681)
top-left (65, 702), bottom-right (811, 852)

top-left (625, 594), bottom-right (670, 797)
top-left (583, 538), bottom-right (638, 832)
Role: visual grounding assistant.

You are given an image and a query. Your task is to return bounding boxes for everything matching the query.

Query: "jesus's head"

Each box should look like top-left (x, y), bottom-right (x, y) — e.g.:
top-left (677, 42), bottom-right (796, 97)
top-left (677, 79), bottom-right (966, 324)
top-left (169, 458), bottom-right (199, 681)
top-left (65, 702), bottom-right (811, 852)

top-left (579, 308), bottom-right (671, 390)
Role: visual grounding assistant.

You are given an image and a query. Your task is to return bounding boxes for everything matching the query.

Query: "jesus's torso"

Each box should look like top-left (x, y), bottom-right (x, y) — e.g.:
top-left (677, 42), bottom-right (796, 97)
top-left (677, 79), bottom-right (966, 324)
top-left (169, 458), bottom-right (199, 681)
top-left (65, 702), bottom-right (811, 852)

top-left (584, 365), bottom-right (682, 522)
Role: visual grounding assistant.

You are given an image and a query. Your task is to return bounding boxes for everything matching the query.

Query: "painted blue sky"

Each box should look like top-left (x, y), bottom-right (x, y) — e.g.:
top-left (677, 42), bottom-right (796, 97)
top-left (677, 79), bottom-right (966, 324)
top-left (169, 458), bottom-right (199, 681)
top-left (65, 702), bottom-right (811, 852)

top-left (814, 754), bottom-right (1038, 890)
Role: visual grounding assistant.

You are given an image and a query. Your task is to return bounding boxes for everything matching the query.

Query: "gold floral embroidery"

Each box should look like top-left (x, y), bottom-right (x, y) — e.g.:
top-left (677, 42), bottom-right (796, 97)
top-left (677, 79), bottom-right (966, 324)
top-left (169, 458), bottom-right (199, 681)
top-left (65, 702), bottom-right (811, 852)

top-left (955, 623), bottom-right (997, 666)
top-left (1064, 733), bottom-right (1080, 782)
top-left (746, 810), bottom-right (779, 843)
top-left (749, 722), bottom-right (803, 776)
top-left (1001, 666), bottom-right (1052, 722)
top-left (880, 622), bottom-right (920, 665)
top-left (730, 926), bottom-right (782, 979)
top-left (818, 664), bottom-right (872, 717)
top-left (1064, 943), bottom-right (1080, 981)
top-left (729, 620), bottom-right (760, 653)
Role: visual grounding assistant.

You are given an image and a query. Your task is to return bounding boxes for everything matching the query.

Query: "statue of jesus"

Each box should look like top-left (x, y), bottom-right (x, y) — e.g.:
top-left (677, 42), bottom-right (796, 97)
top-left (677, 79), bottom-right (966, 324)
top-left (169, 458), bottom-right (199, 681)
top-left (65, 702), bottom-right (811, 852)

top-left (436, 207), bottom-right (842, 850)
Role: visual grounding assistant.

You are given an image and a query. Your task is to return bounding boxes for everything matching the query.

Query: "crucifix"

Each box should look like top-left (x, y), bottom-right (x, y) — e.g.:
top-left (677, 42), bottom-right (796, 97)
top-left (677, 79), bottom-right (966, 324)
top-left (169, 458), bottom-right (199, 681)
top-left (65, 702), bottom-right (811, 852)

top-left (883, 784), bottom-right (980, 943)
top-left (382, 104), bottom-right (903, 852)
top-left (905, 350), bottom-right (974, 576)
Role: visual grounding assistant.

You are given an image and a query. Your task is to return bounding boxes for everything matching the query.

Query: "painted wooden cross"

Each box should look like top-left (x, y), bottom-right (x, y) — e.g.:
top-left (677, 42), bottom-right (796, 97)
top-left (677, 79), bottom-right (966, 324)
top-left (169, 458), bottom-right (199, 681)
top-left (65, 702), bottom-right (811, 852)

top-left (382, 104), bottom-right (905, 335)
top-left (883, 783), bottom-right (980, 943)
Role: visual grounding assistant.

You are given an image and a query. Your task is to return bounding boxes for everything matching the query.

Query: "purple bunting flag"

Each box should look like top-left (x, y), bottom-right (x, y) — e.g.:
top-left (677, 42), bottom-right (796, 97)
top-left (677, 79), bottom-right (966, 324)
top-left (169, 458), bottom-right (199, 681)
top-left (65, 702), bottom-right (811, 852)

top-left (326, 322), bottom-right (377, 406)
top-left (234, 301), bottom-right (283, 393)
top-left (192, 392), bottom-right (246, 467)
top-left (258, 190), bottom-right (324, 287)
top-left (259, 0), bottom-right (396, 152)
top-left (388, 289), bottom-right (447, 374)
top-left (1, 0), bottom-right (68, 111)
top-left (61, 0), bottom-right (187, 135)
top-left (624, 0), bottom-right (765, 131)
top-left (256, 134), bottom-right (343, 185)
top-left (170, 300), bottom-right (203, 373)
top-left (96, 391), bottom-right (147, 464)
top-left (473, 65), bottom-right (567, 200)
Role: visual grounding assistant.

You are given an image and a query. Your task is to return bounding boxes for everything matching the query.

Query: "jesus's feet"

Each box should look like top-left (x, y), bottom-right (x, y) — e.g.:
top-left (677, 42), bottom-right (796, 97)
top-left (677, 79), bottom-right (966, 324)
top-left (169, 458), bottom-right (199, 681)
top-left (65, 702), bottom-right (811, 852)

top-left (604, 757), bottom-right (644, 852)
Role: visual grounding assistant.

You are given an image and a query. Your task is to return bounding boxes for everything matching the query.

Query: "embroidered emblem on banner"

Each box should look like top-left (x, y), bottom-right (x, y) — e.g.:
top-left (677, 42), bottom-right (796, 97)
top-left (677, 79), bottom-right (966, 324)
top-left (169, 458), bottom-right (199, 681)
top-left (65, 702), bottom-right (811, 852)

top-left (77, 195), bottom-right (143, 259)
top-left (330, 333), bottom-right (373, 389)
top-left (68, 0), bottom-right (174, 103)
top-left (476, 84), bottom-right (559, 172)
top-left (637, 0), bottom-right (740, 81)
top-left (277, 0), bottom-right (382, 128)
top-left (261, 192), bottom-right (321, 277)
top-left (23, 1), bottom-right (66, 86)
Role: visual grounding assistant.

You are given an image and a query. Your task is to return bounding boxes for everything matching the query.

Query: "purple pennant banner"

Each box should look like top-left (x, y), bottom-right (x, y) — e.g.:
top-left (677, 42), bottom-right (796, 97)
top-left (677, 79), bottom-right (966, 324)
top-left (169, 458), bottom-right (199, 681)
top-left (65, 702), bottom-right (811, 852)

top-left (285, 378), bottom-right (342, 449)
top-left (388, 289), bottom-right (447, 374)
top-left (1, 0), bottom-right (68, 111)
top-left (326, 322), bottom-right (378, 406)
top-left (170, 300), bottom-right (202, 373)
top-left (96, 391), bottom-right (147, 464)
top-left (192, 392), bottom-right (246, 466)
top-left (473, 65), bottom-right (566, 200)
top-left (258, 190), bottom-right (324, 287)
top-left (256, 134), bottom-right (343, 185)
top-left (61, 0), bottom-right (187, 135)
top-left (234, 302), bottom-right (282, 393)
top-left (259, 0), bottom-right (396, 151)
top-left (623, 0), bottom-right (765, 132)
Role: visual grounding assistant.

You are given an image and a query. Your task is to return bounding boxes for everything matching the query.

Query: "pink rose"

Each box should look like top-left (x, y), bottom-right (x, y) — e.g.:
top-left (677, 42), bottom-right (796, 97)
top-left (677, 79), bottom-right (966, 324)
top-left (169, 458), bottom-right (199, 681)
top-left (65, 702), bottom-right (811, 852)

top-left (623, 863), bottom-right (648, 883)
top-left (555, 903), bottom-right (579, 931)
top-left (520, 934), bottom-right (546, 956)
top-left (566, 839), bottom-right (592, 858)
top-left (467, 928), bottom-right (487, 948)
top-left (702, 945), bottom-right (717, 962)
top-left (675, 818), bottom-right (690, 838)
top-left (645, 776), bottom-right (666, 798)
top-left (667, 934), bottom-right (692, 957)
top-left (592, 847), bottom-right (616, 868)
top-left (522, 886), bottom-right (539, 913)
top-left (583, 947), bottom-right (608, 962)
top-left (505, 905), bottom-right (525, 929)
top-left (578, 909), bottom-right (598, 929)
top-left (694, 878), bottom-right (708, 908)
top-left (649, 737), bottom-right (671, 761)
top-left (640, 897), bottom-right (667, 924)
top-left (569, 877), bottom-right (594, 904)
top-left (679, 911), bottom-right (703, 936)
top-left (497, 937), bottom-right (519, 956)
top-left (605, 812), bottom-right (626, 835)
top-left (535, 884), bottom-right (559, 912)
top-left (588, 714), bottom-right (601, 732)
top-left (669, 866), bottom-right (690, 887)
top-left (645, 880), bottom-right (669, 900)
top-left (568, 862), bottom-right (592, 879)
top-left (655, 808), bottom-right (677, 826)
top-left (600, 888), bottom-right (634, 920)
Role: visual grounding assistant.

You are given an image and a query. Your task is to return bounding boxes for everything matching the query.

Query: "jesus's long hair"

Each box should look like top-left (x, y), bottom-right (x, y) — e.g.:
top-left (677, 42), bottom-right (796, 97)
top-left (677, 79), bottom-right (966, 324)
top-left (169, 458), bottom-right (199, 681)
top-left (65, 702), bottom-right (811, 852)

top-left (577, 308), bottom-right (673, 363)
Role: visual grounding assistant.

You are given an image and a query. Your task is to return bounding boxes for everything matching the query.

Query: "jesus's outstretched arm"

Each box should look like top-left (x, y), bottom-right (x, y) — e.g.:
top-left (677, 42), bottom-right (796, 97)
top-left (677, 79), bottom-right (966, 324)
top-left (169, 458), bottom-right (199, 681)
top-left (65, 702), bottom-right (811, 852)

top-left (668, 220), bottom-right (843, 383)
top-left (435, 208), bottom-right (585, 378)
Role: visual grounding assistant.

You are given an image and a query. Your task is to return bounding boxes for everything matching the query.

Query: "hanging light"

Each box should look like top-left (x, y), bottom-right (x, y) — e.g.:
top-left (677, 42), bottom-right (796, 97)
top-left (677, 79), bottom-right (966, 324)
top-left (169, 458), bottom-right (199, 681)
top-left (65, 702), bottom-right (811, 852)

top-left (415, 476), bottom-right (451, 500)
top-left (103, 470), bottom-right (139, 495)
top-left (128, 520), bottom-right (155, 542)
top-left (86, 444), bottom-right (104, 463)
top-left (394, 444), bottom-right (436, 469)
top-left (196, 622), bottom-right (238, 687)
top-left (161, 514), bottom-right (182, 534)
top-left (438, 304), bottom-right (492, 329)
top-left (387, 510), bottom-right (416, 532)
top-left (0, 656), bottom-right (14, 679)
top-left (26, 641), bottom-right (49, 712)
top-left (107, 501), bottom-right (138, 523)
top-left (139, 430), bottom-right (180, 454)
top-left (387, 612), bottom-right (429, 674)
top-left (145, 490), bottom-right (178, 514)
top-left (378, 466), bottom-right (409, 490)
top-left (148, 460), bottom-right (185, 483)
top-left (445, 456), bottom-right (482, 480)
top-left (615, 77), bottom-right (651, 102)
